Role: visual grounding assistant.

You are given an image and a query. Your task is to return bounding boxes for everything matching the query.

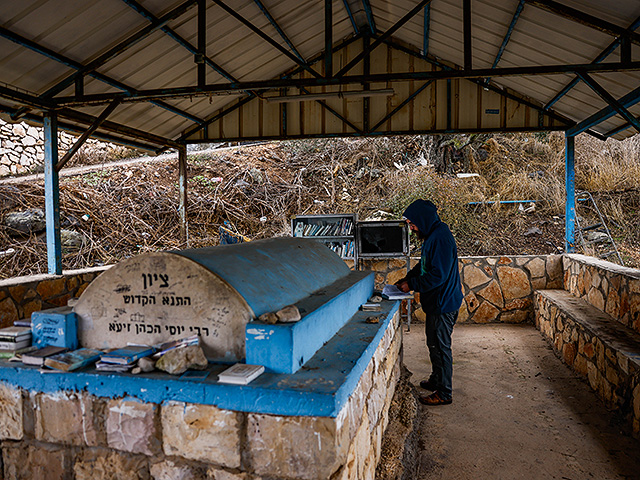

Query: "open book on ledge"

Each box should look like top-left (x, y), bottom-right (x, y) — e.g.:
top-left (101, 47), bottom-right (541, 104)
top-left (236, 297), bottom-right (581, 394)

top-left (382, 284), bottom-right (414, 300)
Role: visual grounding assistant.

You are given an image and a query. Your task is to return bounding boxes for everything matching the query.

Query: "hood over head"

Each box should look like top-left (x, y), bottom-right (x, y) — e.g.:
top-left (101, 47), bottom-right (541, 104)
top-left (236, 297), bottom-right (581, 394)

top-left (402, 199), bottom-right (441, 235)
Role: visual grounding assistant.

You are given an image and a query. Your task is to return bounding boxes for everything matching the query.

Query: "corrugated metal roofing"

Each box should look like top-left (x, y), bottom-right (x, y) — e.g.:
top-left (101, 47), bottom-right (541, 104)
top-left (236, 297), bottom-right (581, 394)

top-left (1, 0), bottom-right (640, 150)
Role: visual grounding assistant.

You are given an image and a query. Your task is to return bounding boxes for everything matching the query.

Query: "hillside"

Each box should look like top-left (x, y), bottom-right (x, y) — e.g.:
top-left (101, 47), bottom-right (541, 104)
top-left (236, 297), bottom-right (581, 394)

top-left (1, 132), bottom-right (639, 279)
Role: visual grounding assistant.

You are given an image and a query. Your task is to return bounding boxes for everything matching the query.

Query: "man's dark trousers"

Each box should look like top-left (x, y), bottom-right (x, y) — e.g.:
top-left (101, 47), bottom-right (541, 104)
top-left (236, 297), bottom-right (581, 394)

top-left (424, 310), bottom-right (458, 400)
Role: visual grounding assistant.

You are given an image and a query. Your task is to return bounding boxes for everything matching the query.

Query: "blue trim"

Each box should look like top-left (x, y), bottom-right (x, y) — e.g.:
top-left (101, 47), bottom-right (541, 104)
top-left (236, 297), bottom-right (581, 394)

top-left (566, 84), bottom-right (640, 136)
top-left (545, 15), bottom-right (640, 110)
top-left (342, 0), bottom-right (359, 34)
top-left (492, 0), bottom-right (524, 70)
top-left (362, 0), bottom-right (376, 34)
top-left (565, 135), bottom-right (576, 252)
top-left (422, 4), bottom-right (430, 57)
top-left (44, 112), bottom-right (62, 275)
top-left (0, 302), bottom-right (399, 417)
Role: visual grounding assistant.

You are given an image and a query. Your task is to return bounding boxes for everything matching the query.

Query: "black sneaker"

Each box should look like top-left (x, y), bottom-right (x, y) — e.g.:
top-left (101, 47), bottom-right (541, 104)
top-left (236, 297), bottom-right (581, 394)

top-left (419, 378), bottom-right (437, 391)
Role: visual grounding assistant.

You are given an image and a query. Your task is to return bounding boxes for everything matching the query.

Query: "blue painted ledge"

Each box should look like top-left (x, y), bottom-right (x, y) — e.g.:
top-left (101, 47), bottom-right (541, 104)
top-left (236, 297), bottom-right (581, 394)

top-left (246, 270), bottom-right (374, 373)
top-left (0, 301), bottom-right (399, 418)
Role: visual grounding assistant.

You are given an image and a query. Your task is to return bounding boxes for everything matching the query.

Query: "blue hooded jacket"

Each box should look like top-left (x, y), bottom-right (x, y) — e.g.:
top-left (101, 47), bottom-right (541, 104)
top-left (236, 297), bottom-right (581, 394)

top-left (403, 199), bottom-right (463, 314)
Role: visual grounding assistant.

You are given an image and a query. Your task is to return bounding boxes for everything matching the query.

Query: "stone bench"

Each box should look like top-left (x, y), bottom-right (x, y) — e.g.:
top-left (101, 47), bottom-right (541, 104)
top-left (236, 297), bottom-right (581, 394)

top-left (534, 289), bottom-right (640, 437)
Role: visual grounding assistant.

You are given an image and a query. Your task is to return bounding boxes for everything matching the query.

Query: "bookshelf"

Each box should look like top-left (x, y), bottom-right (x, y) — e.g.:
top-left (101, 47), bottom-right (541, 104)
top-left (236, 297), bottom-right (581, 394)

top-left (291, 213), bottom-right (357, 262)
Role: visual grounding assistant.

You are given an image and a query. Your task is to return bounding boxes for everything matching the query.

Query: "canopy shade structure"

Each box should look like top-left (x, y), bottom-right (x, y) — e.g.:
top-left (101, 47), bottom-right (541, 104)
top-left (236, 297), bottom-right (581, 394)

top-left (1, 0), bottom-right (640, 151)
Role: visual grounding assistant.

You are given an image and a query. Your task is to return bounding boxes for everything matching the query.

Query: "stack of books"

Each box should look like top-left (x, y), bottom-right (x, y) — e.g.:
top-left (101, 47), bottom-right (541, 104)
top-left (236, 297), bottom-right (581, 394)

top-left (0, 326), bottom-right (32, 354)
top-left (22, 346), bottom-right (69, 366)
top-left (96, 345), bottom-right (156, 372)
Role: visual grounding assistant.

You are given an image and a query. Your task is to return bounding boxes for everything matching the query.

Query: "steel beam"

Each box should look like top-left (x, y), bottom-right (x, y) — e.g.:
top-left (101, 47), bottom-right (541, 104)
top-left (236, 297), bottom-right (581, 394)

top-left (422, 4), bottom-right (430, 58)
top-left (325, 0), bottom-right (333, 78)
top-left (43, 112), bottom-right (62, 274)
top-left (371, 80), bottom-right (434, 131)
top-left (544, 15), bottom-right (640, 110)
top-left (53, 60), bottom-right (640, 106)
top-left (42, 0), bottom-right (199, 100)
top-left (197, 0), bottom-right (207, 87)
top-left (342, 0), bottom-right (359, 35)
top-left (253, 0), bottom-right (304, 62)
top-left (362, 0), bottom-right (376, 34)
top-left (523, 0), bottom-right (640, 45)
top-left (463, 0), bottom-right (472, 71)
top-left (576, 72), bottom-right (640, 134)
top-left (211, 0), bottom-right (321, 78)
top-left (565, 134), bottom-right (576, 253)
top-left (0, 25), bottom-right (204, 125)
top-left (336, 0), bottom-right (432, 77)
top-left (491, 0), bottom-right (524, 72)
top-left (178, 145), bottom-right (189, 244)
top-left (56, 100), bottom-right (121, 172)
top-left (566, 83), bottom-right (640, 137)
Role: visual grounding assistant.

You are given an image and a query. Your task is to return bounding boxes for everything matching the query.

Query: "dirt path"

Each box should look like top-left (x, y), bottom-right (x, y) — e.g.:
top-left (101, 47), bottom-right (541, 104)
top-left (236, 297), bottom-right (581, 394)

top-left (403, 323), bottom-right (640, 479)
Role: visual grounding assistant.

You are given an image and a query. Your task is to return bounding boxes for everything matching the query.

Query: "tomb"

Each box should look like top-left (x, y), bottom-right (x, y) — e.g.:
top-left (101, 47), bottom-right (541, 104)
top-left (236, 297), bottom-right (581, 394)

top-left (0, 237), bottom-right (402, 479)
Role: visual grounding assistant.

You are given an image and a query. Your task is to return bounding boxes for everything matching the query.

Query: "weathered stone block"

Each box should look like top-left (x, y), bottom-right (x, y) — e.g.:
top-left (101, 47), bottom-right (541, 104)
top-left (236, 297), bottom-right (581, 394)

top-left (206, 467), bottom-right (251, 480)
top-left (74, 448), bottom-right (150, 480)
top-left (574, 354), bottom-right (588, 376)
top-left (497, 266), bottom-right (531, 300)
top-left (0, 297), bottom-right (19, 324)
top-left (107, 399), bottom-right (161, 456)
top-left (3, 443), bottom-right (70, 480)
top-left (162, 402), bottom-right (241, 468)
top-left (501, 310), bottom-right (529, 324)
top-left (0, 382), bottom-right (23, 440)
top-left (35, 391), bottom-right (102, 446)
top-left (583, 341), bottom-right (595, 358)
top-left (525, 257), bottom-right (545, 279)
top-left (386, 269), bottom-right (405, 285)
top-left (35, 277), bottom-right (67, 299)
top-left (562, 343), bottom-right (577, 366)
top-left (462, 265), bottom-right (491, 289)
top-left (477, 280), bottom-right (503, 308)
top-left (471, 301), bottom-right (500, 323)
top-left (150, 459), bottom-right (207, 480)
top-left (247, 413), bottom-right (347, 479)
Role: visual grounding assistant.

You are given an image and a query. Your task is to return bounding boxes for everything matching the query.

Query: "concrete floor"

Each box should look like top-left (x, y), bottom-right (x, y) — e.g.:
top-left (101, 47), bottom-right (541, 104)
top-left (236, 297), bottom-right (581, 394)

top-left (402, 323), bottom-right (640, 480)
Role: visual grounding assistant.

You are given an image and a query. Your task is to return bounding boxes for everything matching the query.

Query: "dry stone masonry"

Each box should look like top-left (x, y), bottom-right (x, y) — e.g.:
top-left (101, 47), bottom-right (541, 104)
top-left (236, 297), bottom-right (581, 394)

top-left (0, 310), bottom-right (402, 480)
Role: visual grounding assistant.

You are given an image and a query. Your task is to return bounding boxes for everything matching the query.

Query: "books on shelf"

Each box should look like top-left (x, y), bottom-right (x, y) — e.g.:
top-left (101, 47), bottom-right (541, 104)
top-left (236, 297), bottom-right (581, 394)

top-left (0, 326), bottom-right (32, 342)
top-left (361, 302), bottom-right (381, 312)
top-left (44, 348), bottom-right (103, 372)
top-left (218, 363), bottom-right (265, 385)
top-left (95, 361), bottom-right (135, 372)
top-left (0, 346), bottom-right (37, 359)
top-left (100, 345), bottom-right (156, 365)
top-left (293, 217), bottom-right (354, 238)
top-left (21, 346), bottom-right (69, 366)
top-left (152, 334), bottom-right (200, 359)
top-left (0, 338), bottom-right (32, 351)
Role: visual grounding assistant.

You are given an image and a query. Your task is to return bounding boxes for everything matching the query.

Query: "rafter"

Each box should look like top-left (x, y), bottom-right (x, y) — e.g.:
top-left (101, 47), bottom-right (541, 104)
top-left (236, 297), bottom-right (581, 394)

top-left (362, 0), bottom-right (376, 34)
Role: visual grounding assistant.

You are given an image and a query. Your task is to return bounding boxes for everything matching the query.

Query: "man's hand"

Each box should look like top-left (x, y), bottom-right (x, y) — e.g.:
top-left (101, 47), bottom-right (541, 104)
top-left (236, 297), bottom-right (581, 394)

top-left (396, 280), bottom-right (410, 293)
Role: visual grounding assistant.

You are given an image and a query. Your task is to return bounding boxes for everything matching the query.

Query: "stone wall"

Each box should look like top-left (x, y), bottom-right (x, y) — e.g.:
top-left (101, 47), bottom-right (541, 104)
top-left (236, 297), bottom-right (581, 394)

top-left (0, 267), bottom-right (109, 327)
top-left (359, 255), bottom-right (563, 324)
top-left (0, 311), bottom-right (402, 480)
top-left (563, 254), bottom-right (640, 334)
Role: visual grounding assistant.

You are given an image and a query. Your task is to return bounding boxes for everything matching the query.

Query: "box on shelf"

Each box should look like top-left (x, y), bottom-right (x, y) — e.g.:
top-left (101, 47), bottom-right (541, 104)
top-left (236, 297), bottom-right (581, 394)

top-left (31, 306), bottom-right (78, 350)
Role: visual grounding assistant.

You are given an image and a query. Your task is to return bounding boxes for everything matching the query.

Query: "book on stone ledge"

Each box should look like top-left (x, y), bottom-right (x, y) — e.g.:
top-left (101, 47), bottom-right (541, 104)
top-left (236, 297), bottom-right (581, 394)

top-left (217, 363), bottom-right (265, 385)
top-left (100, 345), bottom-right (156, 365)
top-left (44, 348), bottom-right (103, 372)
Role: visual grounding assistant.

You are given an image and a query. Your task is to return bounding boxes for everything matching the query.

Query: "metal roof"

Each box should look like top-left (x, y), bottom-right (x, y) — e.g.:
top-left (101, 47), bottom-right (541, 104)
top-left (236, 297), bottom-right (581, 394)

top-left (1, 0), bottom-right (640, 151)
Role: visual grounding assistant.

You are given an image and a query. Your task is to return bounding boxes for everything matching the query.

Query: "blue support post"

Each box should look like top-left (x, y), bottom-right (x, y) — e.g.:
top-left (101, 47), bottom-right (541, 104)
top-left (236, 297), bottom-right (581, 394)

top-left (565, 134), bottom-right (576, 253)
top-left (44, 111), bottom-right (62, 274)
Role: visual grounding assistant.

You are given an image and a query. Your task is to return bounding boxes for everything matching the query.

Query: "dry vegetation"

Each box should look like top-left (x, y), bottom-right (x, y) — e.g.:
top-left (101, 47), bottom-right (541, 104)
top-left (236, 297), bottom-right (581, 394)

top-left (1, 132), bottom-right (639, 279)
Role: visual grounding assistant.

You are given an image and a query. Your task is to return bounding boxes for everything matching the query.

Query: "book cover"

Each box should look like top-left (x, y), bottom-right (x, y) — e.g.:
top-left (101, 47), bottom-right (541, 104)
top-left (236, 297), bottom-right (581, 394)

top-left (218, 363), bottom-right (265, 385)
top-left (382, 284), bottom-right (414, 300)
top-left (100, 345), bottom-right (156, 365)
top-left (21, 346), bottom-right (69, 366)
top-left (0, 326), bottom-right (32, 341)
top-left (0, 338), bottom-right (32, 351)
top-left (44, 348), bottom-right (103, 372)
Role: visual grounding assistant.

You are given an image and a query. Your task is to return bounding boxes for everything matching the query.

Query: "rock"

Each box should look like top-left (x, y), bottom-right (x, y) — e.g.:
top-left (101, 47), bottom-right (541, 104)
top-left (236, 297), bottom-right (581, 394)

top-left (61, 229), bottom-right (86, 250)
top-left (497, 266), bottom-right (531, 300)
top-left (156, 345), bottom-right (208, 375)
top-left (137, 356), bottom-right (156, 372)
top-left (463, 265), bottom-right (491, 289)
top-left (523, 227), bottom-right (542, 236)
top-left (365, 316), bottom-right (380, 324)
top-left (4, 208), bottom-right (46, 235)
top-left (258, 312), bottom-right (279, 324)
top-left (369, 294), bottom-right (382, 303)
top-left (276, 304), bottom-right (301, 323)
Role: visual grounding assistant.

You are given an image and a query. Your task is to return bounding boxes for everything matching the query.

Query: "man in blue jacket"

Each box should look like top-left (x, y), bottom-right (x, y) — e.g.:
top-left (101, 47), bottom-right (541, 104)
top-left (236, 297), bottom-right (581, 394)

top-left (395, 199), bottom-right (463, 405)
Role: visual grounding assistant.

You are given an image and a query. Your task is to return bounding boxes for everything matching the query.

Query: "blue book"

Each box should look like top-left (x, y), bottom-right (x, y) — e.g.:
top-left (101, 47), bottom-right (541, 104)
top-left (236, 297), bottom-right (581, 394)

top-left (100, 346), bottom-right (156, 365)
top-left (44, 348), bottom-right (103, 371)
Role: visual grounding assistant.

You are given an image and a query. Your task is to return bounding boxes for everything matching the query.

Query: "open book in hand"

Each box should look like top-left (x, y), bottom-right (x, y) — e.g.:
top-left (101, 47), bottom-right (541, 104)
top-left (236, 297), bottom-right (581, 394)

top-left (382, 284), bottom-right (414, 300)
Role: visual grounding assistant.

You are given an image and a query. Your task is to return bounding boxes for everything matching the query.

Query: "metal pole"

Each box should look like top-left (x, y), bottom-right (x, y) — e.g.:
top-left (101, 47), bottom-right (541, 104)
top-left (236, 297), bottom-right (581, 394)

top-left (44, 111), bottom-right (62, 274)
top-left (565, 134), bottom-right (576, 252)
top-left (178, 145), bottom-right (189, 244)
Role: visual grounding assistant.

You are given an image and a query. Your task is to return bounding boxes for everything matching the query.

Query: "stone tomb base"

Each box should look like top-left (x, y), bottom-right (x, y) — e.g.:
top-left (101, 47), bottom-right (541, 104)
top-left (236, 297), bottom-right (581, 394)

top-left (0, 302), bottom-right (401, 480)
